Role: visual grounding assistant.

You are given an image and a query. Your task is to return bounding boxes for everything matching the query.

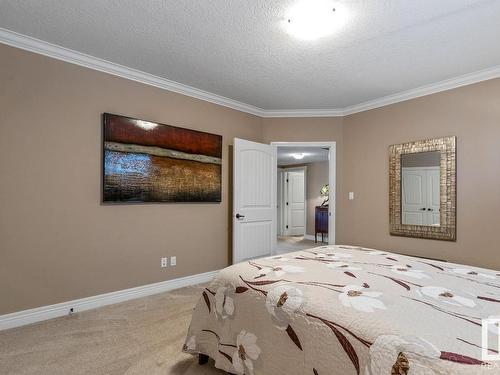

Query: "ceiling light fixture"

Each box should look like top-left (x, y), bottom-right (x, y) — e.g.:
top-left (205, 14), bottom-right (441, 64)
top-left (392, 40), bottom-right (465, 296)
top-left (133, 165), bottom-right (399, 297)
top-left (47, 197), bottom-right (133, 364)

top-left (292, 153), bottom-right (305, 160)
top-left (284, 0), bottom-right (347, 41)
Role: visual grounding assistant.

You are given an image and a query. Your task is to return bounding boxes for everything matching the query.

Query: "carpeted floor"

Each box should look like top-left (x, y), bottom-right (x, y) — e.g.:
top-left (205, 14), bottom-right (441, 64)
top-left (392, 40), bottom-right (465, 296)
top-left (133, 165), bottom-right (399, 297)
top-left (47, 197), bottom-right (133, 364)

top-left (275, 236), bottom-right (319, 254)
top-left (0, 284), bottom-right (225, 375)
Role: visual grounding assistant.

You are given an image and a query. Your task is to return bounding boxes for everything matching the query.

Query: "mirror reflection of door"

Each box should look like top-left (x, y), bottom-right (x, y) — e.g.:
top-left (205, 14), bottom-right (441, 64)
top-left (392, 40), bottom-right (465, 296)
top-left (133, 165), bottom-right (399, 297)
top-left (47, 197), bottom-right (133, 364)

top-left (401, 151), bottom-right (441, 226)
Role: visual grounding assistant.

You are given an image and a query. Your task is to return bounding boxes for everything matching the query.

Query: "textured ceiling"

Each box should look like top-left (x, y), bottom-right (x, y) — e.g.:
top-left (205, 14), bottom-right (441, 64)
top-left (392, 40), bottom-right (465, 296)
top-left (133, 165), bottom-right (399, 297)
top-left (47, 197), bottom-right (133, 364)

top-left (1, 0), bottom-right (500, 110)
top-left (278, 147), bottom-right (329, 166)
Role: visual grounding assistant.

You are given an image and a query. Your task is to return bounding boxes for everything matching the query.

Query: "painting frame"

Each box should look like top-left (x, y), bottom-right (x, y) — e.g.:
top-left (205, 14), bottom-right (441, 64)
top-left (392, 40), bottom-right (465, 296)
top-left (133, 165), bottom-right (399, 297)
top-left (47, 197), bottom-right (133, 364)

top-left (389, 136), bottom-right (456, 241)
top-left (102, 113), bottom-right (222, 204)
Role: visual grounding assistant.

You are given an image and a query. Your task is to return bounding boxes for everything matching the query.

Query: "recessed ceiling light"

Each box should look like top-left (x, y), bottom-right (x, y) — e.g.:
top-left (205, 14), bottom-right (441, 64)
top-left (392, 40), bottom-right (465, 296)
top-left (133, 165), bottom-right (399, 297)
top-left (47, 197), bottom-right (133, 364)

top-left (284, 0), bottom-right (347, 41)
top-left (292, 153), bottom-right (305, 160)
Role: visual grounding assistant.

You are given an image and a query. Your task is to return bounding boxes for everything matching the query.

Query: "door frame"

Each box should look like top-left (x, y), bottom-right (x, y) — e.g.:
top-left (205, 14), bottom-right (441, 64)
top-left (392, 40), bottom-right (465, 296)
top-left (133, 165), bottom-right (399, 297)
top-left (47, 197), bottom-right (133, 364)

top-left (271, 142), bottom-right (336, 253)
top-left (277, 167), bottom-right (284, 236)
top-left (279, 166), bottom-right (307, 236)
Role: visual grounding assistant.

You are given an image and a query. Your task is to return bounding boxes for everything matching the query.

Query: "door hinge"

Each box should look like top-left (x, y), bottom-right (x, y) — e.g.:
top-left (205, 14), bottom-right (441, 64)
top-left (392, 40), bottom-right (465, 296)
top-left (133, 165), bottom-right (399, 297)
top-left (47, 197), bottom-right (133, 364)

top-left (286, 225), bottom-right (289, 229)
top-left (286, 202), bottom-right (289, 206)
top-left (286, 179), bottom-right (289, 183)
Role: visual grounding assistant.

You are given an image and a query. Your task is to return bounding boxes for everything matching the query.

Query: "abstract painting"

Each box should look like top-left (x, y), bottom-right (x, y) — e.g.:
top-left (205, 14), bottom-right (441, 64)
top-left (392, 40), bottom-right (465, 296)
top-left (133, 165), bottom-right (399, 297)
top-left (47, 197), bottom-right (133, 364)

top-left (103, 113), bottom-right (222, 202)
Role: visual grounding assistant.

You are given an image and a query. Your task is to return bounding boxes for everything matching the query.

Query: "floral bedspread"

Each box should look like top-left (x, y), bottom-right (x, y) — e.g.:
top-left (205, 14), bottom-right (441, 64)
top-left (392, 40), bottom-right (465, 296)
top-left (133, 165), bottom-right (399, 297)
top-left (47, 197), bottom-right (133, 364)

top-left (183, 245), bottom-right (500, 374)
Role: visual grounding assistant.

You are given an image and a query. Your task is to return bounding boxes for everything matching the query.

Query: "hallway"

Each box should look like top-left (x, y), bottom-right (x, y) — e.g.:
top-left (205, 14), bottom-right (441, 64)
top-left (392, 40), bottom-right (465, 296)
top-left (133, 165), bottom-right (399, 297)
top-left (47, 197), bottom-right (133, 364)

top-left (275, 236), bottom-right (319, 254)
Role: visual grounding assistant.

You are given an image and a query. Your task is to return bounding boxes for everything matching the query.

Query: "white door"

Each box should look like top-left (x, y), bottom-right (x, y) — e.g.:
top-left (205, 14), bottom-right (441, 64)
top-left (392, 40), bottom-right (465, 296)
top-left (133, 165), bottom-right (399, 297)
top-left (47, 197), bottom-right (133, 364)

top-left (402, 167), bottom-right (440, 226)
top-left (402, 168), bottom-right (427, 225)
top-left (233, 138), bottom-right (276, 264)
top-left (286, 170), bottom-right (306, 236)
top-left (277, 168), bottom-right (284, 236)
top-left (427, 169), bottom-right (441, 226)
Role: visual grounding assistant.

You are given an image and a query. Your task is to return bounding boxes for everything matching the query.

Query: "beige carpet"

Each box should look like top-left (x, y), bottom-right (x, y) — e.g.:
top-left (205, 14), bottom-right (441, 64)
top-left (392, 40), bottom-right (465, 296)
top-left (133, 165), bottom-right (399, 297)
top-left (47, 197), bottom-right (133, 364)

top-left (275, 236), bottom-right (319, 254)
top-left (0, 284), bottom-right (225, 375)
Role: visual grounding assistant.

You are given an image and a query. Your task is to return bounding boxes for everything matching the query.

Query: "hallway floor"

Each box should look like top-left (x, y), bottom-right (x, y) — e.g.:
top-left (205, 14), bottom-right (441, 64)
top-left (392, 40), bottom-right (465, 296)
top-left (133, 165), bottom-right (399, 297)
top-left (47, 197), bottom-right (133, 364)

top-left (275, 236), bottom-right (321, 254)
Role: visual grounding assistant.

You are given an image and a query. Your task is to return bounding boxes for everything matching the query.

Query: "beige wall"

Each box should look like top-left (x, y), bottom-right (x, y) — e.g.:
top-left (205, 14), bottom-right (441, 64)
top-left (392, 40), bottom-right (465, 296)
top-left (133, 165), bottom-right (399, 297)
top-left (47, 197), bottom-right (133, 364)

top-left (0, 44), bottom-right (262, 314)
top-left (2, 42), bottom-right (500, 315)
top-left (304, 161), bottom-right (329, 236)
top-left (340, 78), bottom-right (500, 270)
top-left (262, 117), bottom-right (344, 145)
top-left (263, 81), bottom-right (500, 271)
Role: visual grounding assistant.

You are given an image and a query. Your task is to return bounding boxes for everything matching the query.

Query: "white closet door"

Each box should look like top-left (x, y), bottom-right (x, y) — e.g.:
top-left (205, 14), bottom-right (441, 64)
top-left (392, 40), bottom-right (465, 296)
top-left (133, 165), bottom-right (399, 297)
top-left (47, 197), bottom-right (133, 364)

top-left (277, 168), bottom-right (284, 236)
top-left (286, 170), bottom-right (306, 236)
top-left (427, 169), bottom-right (441, 226)
top-left (402, 169), bottom-right (427, 225)
top-left (233, 138), bottom-right (276, 264)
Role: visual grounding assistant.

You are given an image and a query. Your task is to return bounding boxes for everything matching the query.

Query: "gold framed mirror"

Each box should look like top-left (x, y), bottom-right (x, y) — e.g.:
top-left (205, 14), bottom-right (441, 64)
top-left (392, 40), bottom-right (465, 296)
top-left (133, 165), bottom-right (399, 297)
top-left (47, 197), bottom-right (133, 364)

top-left (389, 136), bottom-right (456, 241)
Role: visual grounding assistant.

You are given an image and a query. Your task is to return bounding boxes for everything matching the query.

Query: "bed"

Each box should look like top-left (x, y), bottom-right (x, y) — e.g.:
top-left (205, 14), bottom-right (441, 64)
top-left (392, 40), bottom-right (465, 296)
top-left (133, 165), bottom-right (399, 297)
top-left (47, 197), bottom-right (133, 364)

top-left (183, 245), bottom-right (500, 374)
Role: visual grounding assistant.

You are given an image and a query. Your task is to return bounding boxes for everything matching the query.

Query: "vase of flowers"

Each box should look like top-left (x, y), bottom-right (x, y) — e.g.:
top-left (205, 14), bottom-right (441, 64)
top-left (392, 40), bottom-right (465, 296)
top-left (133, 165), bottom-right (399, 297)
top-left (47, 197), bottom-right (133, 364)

top-left (320, 184), bottom-right (329, 207)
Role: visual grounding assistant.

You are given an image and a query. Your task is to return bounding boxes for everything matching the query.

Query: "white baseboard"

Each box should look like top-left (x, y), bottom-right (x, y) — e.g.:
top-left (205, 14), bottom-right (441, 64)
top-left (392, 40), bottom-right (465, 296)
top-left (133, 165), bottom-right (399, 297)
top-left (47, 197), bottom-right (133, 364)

top-left (304, 234), bottom-right (328, 243)
top-left (0, 269), bottom-right (219, 331)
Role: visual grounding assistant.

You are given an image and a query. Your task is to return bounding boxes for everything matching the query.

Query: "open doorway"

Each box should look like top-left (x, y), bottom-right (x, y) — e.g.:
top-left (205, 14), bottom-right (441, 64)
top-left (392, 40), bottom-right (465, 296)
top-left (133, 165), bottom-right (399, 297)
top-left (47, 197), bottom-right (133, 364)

top-left (278, 166), bottom-right (307, 237)
top-left (274, 143), bottom-right (335, 254)
top-left (232, 139), bottom-right (335, 264)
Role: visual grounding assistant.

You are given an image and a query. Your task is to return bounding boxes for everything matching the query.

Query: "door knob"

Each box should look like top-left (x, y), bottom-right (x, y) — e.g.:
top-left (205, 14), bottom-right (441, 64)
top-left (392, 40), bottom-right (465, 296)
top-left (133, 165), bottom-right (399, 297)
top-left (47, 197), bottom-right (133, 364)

top-left (420, 208), bottom-right (426, 211)
top-left (427, 208), bottom-right (433, 211)
top-left (236, 213), bottom-right (245, 219)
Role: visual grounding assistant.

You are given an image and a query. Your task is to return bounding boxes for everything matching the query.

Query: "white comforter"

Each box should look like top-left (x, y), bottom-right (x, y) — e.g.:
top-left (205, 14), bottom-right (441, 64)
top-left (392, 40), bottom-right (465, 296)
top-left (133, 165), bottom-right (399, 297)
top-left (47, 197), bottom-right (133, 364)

top-left (183, 245), bottom-right (500, 374)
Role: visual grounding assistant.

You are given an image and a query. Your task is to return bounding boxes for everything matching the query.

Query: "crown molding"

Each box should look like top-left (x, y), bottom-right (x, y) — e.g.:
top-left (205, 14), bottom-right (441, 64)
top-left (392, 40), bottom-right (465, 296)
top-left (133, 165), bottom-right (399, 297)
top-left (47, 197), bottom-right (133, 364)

top-left (341, 65), bottom-right (500, 116)
top-left (263, 65), bottom-right (500, 117)
top-left (260, 108), bottom-right (345, 118)
top-left (1, 27), bottom-right (500, 119)
top-left (0, 28), bottom-right (263, 116)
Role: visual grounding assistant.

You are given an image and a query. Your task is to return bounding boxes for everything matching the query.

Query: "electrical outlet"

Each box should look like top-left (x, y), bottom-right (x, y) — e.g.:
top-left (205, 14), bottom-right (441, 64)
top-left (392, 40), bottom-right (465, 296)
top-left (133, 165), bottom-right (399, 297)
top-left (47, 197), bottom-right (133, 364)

top-left (170, 256), bottom-right (177, 266)
top-left (161, 257), bottom-right (168, 268)
top-left (348, 192), bottom-right (354, 200)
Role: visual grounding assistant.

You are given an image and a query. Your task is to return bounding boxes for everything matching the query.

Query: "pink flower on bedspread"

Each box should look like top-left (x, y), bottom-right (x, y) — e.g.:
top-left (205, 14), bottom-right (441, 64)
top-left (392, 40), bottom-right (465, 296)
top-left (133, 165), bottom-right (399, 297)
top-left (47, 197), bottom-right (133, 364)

top-left (265, 285), bottom-right (306, 329)
top-left (264, 255), bottom-right (291, 262)
top-left (367, 335), bottom-right (440, 375)
top-left (312, 251), bottom-right (353, 261)
top-left (366, 250), bottom-right (389, 256)
top-left (258, 265), bottom-right (304, 278)
top-left (232, 330), bottom-right (261, 375)
top-left (316, 249), bottom-right (352, 259)
top-left (326, 262), bottom-right (362, 272)
top-left (452, 268), bottom-right (497, 280)
top-left (420, 286), bottom-right (476, 308)
top-left (215, 286), bottom-right (235, 319)
top-left (391, 264), bottom-right (430, 279)
top-left (487, 315), bottom-right (500, 336)
top-left (183, 335), bottom-right (196, 351)
top-left (339, 285), bottom-right (386, 313)
top-left (312, 253), bottom-right (335, 260)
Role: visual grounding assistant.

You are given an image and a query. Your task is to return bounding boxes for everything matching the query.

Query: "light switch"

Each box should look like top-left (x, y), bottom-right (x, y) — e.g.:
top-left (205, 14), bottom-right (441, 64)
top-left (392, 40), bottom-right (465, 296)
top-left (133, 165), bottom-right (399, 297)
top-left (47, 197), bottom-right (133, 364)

top-left (348, 192), bottom-right (354, 200)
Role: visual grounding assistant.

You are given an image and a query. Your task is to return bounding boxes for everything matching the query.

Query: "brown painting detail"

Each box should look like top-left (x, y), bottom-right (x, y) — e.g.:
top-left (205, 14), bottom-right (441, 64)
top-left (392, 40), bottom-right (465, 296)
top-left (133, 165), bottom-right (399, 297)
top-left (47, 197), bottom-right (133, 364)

top-left (104, 113), bottom-right (222, 157)
top-left (103, 114), bottom-right (222, 202)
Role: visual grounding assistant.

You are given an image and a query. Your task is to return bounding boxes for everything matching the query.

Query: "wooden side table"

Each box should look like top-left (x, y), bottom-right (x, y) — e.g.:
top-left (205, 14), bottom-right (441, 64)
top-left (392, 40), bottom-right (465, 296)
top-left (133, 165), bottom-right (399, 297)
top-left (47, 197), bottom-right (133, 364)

top-left (315, 206), bottom-right (328, 243)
